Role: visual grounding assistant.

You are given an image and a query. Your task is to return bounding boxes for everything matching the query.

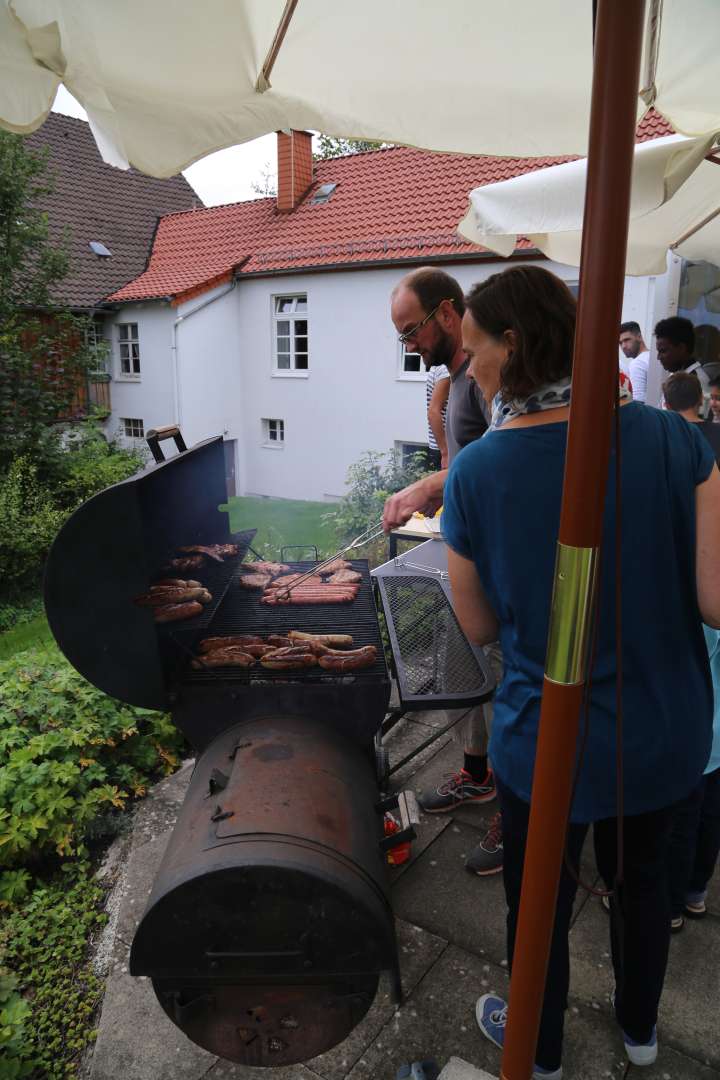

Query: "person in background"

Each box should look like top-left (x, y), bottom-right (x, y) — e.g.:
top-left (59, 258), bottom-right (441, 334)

top-left (663, 371), bottom-right (720, 465)
top-left (386, 267), bottom-right (503, 877)
top-left (655, 316), bottom-right (711, 414)
top-left (709, 376), bottom-right (720, 424)
top-left (426, 360), bottom-right (450, 469)
top-left (619, 320), bottom-right (649, 402)
top-left (443, 264), bottom-right (720, 1076)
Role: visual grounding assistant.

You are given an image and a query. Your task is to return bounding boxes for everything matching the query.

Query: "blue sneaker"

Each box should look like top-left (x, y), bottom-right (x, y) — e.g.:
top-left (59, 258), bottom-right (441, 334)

top-left (475, 995), bottom-right (562, 1079)
top-left (610, 990), bottom-right (658, 1065)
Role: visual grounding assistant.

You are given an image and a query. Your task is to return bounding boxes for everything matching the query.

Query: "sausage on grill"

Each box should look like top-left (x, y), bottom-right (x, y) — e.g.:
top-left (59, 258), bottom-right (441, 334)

top-left (198, 635), bottom-right (264, 653)
top-left (153, 578), bottom-right (202, 589)
top-left (288, 631), bottom-right (354, 648)
top-left (192, 648), bottom-right (256, 668)
top-left (261, 588), bottom-right (357, 605)
top-left (317, 646), bottom-right (377, 671)
top-left (260, 652), bottom-right (317, 670)
top-left (327, 569), bottom-right (362, 584)
top-left (136, 586), bottom-right (211, 607)
top-left (238, 573), bottom-right (272, 590)
top-left (154, 601), bottom-right (204, 623)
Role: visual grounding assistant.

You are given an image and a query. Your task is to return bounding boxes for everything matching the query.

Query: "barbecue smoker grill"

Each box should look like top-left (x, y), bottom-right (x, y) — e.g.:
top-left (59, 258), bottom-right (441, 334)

top-left (44, 428), bottom-right (494, 1067)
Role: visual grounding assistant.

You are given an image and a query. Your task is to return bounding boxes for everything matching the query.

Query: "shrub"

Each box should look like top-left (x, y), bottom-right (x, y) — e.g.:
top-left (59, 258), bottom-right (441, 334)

top-left (323, 448), bottom-right (429, 566)
top-left (0, 645), bottom-right (186, 867)
top-left (0, 459), bottom-right (65, 595)
top-left (48, 422), bottom-right (145, 510)
top-left (1, 862), bottom-right (106, 1079)
top-left (0, 970), bottom-right (32, 1079)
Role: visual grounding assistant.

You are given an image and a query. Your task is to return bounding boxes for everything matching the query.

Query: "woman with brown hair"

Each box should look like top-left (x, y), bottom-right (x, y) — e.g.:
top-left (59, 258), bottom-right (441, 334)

top-left (441, 265), bottom-right (720, 1077)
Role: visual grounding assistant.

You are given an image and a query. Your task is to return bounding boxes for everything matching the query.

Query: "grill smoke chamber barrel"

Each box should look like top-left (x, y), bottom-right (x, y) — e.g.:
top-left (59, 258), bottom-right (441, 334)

top-left (130, 714), bottom-right (399, 1067)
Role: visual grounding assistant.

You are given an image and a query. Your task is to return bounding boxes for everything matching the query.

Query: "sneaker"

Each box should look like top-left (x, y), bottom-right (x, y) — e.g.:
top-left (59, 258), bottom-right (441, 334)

top-left (684, 890), bottom-right (707, 919)
top-left (418, 768), bottom-right (496, 813)
top-left (610, 990), bottom-right (658, 1066)
top-left (466, 811), bottom-right (503, 875)
top-left (475, 994), bottom-right (562, 1079)
top-left (670, 915), bottom-right (685, 934)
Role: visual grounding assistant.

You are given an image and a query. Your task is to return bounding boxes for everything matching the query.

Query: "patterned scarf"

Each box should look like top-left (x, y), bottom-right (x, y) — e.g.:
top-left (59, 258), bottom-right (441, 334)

top-left (488, 372), bottom-right (633, 431)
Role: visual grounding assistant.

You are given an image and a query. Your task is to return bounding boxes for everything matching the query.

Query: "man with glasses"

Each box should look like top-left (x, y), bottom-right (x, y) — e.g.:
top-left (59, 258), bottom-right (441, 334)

top-left (385, 267), bottom-right (504, 877)
top-left (385, 268), bottom-right (489, 526)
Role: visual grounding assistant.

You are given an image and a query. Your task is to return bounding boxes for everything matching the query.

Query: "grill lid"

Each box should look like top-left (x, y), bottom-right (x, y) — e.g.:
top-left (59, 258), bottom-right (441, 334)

top-left (43, 436), bottom-right (252, 710)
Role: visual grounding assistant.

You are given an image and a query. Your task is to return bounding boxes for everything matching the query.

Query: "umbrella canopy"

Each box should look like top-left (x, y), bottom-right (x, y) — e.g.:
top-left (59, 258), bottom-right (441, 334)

top-left (1, 0), bottom-right (720, 175)
top-left (458, 131), bottom-right (720, 275)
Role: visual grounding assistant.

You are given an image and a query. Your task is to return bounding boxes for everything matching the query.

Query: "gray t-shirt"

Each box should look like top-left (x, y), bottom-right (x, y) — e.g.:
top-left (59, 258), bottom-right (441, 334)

top-left (445, 359), bottom-right (489, 463)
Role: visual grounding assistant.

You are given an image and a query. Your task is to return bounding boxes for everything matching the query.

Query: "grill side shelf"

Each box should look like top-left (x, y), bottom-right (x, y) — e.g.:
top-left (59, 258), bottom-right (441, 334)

top-left (374, 574), bottom-right (493, 710)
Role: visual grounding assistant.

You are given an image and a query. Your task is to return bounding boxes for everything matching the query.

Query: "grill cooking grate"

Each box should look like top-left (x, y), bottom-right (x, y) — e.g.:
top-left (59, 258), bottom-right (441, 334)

top-left (376, 575), bottom-right (491, 708)
top-left (183, 560), bottom-right (388, 685)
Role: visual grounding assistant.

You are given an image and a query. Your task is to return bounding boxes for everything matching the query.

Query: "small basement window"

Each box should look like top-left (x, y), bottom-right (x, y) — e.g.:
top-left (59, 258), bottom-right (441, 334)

top-left (122, 417), bottom-right (144, 439)
top-left (262, 418), bottom-right (285, 447)
top-left (310, 182), bottom-right (337, 204)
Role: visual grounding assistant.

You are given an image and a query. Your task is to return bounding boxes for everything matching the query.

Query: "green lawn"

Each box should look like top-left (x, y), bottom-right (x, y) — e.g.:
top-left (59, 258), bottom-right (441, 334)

top-left (0, 612), bottom-right (54, 661)
top-left (223, 496), bottom-right (342, 560)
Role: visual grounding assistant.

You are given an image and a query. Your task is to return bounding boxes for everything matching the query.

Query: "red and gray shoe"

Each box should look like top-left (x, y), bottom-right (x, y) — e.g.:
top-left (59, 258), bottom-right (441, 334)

top-left (465, 811), bottom-right (504, 876)
top-left (418, 769), bottom-right (496, 813)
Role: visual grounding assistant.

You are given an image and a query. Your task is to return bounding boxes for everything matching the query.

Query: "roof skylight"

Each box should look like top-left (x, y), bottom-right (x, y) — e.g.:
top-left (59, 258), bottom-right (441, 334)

top-left (89, 240), bottom-right (112, 257)
top-left (310, 183), bottom-right (337, 204)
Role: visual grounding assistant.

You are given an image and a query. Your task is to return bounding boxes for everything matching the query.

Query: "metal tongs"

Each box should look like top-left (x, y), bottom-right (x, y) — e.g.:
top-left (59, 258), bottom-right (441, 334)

top-left (276, 519), bottom-right (385, 596)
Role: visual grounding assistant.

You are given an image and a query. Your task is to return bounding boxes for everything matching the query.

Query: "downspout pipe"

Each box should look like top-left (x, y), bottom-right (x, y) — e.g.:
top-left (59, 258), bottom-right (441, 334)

top-left (170, 278), bottom-right (238, 428)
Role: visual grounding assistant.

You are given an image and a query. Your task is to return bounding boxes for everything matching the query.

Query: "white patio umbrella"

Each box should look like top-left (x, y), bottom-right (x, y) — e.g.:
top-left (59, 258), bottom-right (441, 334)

top-left (1, 0), bottom-right (720, 174)
top-left (458, 131), bottom-right (720, 275)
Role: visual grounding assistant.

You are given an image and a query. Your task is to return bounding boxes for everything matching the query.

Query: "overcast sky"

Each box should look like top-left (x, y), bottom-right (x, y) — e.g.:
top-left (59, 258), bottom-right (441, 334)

top-left (52, 86), bottom-right (278, 206)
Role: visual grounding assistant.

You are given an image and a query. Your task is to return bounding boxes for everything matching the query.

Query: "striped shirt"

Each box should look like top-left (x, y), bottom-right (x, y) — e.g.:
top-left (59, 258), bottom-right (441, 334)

top-left (426, 364), bottom-right (450, 449)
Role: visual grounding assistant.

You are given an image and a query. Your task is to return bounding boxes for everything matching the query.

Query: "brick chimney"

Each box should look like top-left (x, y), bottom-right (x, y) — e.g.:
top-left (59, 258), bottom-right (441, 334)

top-left (276, 130), bottom-right (314, 211)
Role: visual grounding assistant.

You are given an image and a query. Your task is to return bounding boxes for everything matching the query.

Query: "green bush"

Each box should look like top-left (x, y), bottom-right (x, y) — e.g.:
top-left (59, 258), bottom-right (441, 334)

top-left (0, 970), bottom-right (32, 1079)
top-left (48, 422), bottom-right (145, 511)
top-left (0, 459), bottom-right (65, 595)
top-left (1, 863), bottom-right (106, 1079)
top-left (0, 645), bottom-right (186, 867)
top-left (323, 448), bottom-right (429, 567)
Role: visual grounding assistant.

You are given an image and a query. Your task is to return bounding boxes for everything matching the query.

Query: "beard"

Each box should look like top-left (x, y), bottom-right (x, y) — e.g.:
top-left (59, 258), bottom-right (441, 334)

top-left (424, 325), bottom-right (457, 369)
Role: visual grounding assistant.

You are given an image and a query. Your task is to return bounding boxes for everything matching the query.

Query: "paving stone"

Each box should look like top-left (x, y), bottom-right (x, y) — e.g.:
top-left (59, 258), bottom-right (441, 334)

top-left (384, 713), bottom-right (453, 790)
top-left (343, 945), bottom-right (508, 1080)
top-left (304, 919), bottom-right (448, 1080)
top-left (391, 820), bottom-right (509, 968)
top-left (438, 1060), bottom-right (495, 1080)
top-left (205, 1060), bottom-right (322, 1079)
top-left (114, 830), bottom-right (173, 948)
top-left (569, 889), bottom-right (720, 1069)
top-left (343, 945), bottom-right (718, 1080)
top-left (130, 758), bottom-right (194, 852)
top-left (89, 972), bottom-right (216, 1080)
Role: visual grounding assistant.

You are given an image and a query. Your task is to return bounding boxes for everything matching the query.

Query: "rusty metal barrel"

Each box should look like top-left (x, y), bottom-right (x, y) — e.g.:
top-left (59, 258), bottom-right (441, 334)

top-left (130, 714), bottom-right (399, 1067)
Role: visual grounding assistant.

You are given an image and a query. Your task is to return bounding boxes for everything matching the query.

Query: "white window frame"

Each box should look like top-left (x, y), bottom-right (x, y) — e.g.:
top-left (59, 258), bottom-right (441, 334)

top-left (116, 322), bottom-right (141, 380)
top-left (397, 342), bottom-right (425, 381)
top-left (262, 417), bottom-right (285, 448)
top-left (272, 294), bottom-right (309, 377)
top-left (121, 417), bottom-right (145, 440)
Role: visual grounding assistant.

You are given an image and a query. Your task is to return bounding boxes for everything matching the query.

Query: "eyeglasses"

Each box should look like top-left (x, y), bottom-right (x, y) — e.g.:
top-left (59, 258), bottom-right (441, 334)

top-left (397, 298), bottom-right (454, 345)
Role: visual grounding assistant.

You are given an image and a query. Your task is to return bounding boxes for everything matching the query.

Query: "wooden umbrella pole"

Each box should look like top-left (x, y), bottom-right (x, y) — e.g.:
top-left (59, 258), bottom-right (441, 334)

top-left (500, 2), bottom-right (647, 1079)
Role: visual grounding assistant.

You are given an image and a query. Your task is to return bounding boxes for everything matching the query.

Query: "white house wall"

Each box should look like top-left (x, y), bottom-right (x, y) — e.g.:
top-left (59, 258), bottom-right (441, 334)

top-left (104, 260), bottom-right (669, 503)
top-left (103, 302), bottom-right (175, 447)
top-left (235, 260), bottom-right (583, 502)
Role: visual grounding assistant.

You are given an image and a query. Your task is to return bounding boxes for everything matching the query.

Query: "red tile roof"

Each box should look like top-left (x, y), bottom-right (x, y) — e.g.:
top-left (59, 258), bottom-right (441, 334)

top-left (108, 110), bottom-right (675, 305)
top-left (25, 113), bottom-right (199, 309)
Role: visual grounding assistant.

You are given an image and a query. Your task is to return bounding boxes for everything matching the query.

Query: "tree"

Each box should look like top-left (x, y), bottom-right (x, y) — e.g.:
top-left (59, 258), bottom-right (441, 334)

top-left (314, 135), bottom-right (387, 160)
top-left (250, 161), bottom-right (277, 198)
top-left (0, 130), bottom-right (93, 472)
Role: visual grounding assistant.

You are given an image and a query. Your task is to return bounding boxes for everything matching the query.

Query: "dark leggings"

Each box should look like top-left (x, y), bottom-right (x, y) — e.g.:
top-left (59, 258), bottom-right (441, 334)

top-left (668, 765), bottom-right (720, 916)
top-left (497, 777), bottom-right (675, 1071)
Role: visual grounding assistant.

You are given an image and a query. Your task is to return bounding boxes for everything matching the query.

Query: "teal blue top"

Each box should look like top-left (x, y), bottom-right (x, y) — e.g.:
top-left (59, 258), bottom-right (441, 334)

top-left (703, 625), bottom-right (720, 775)
top-left (443, 403), bottom-right (715, 822)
